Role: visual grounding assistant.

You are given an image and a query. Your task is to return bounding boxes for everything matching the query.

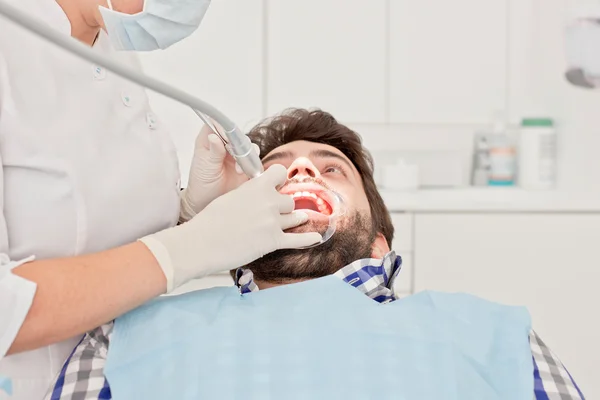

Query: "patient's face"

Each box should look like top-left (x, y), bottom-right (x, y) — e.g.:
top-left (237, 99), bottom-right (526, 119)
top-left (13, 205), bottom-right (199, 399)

top-left (241, 140), bottom-right (377, 283)
top-left (264, 140), bottom-right (372, 224)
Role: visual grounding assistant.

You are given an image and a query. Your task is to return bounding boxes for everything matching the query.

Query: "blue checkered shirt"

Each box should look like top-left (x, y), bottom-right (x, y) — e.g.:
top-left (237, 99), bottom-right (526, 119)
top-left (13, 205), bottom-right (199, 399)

top-left (46, 251), bottom-right (585, 399)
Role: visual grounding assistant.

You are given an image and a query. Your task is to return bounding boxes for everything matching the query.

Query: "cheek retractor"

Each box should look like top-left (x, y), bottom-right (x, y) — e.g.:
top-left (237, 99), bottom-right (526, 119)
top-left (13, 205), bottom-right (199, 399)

top-left (294, 189), bottom-right (347, 249)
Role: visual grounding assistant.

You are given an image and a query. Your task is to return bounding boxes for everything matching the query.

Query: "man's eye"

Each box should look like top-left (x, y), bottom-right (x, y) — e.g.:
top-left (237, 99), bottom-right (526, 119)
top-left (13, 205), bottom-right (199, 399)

top-left (324, 165), bottom-right (344, 174)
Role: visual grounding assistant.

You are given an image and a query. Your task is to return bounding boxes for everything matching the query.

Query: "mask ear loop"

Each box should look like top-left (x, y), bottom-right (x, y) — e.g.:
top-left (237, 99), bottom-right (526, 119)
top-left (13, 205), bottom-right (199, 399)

top-left (106, 0), bottom-right (113, 10)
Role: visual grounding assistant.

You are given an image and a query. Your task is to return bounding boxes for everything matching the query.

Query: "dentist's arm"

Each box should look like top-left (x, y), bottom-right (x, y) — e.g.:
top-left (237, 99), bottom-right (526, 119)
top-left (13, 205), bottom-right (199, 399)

top-left (4, 165), bottom-right (320, 356)
top-left (6, 242), bottom-right (166, 355)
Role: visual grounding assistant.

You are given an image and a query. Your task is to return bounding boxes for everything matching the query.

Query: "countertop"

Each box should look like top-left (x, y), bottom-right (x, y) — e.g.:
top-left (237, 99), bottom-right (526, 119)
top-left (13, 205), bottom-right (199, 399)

top-left (379, 187), bottom-right (600, 213)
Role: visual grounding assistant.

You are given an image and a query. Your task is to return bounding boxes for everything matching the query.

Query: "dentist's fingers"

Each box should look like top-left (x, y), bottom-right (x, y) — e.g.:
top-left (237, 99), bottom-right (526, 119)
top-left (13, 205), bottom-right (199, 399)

top-left (207, 134), bottom-right (227, 163)
top-left (279, 211), bottom-right (309, 230)
top-left (277, 194), bottom-right (295, 214)
top-left (279, 232), bottom-right (323, 249)
top-left (194, 123), bottom-right (215, 150)
top-left (258, 164), bottom-right (288, 188)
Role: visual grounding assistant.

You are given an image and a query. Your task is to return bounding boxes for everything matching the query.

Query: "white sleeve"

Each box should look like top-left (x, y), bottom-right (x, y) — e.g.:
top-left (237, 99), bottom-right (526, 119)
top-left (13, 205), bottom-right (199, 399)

top-left (0, 49), bottom-right (37, 359)
top-left (0, 258), bottom-right (37, 358)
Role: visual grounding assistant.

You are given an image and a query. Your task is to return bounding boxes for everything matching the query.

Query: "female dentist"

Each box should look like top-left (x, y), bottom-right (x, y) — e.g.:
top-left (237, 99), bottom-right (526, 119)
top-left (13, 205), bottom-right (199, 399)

top-left (0, 0), bottom-right (321, 398)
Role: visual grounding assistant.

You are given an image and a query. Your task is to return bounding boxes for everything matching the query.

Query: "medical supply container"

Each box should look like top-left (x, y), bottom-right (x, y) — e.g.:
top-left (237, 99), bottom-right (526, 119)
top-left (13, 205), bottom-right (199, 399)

top-left (517, 118), bottom-right (556, 189)
top-left (471, 132), bottom-right (491, 186)
top-left (487, 118), bottom-right (516, 186)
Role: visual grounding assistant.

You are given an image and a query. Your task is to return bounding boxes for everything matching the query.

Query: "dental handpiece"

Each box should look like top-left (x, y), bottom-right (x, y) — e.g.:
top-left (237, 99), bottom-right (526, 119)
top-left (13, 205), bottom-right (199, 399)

top-left (0, 0), bottom-right (264, 179)
top-left (225, 126), bottom-right (264, 178)
top-left (193, 109), bottom-right (264, 179)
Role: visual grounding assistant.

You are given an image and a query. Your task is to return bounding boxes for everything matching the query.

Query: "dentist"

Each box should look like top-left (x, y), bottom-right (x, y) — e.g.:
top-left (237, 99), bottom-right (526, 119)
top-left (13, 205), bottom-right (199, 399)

top-left (0, 0), bottom-right (320, 398)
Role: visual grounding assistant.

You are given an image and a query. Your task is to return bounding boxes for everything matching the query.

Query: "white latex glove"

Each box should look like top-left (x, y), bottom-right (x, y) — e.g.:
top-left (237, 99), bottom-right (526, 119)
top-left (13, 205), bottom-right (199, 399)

top-left (140, 164), bottom-right (322, 293)
top-left (180, 122), bottom-right (260, 222)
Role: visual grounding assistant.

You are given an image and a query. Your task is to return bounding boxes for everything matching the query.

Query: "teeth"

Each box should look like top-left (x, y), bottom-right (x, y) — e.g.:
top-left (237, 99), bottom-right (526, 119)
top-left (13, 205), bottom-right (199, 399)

top-left (290, 191), bottom-right (327, 208)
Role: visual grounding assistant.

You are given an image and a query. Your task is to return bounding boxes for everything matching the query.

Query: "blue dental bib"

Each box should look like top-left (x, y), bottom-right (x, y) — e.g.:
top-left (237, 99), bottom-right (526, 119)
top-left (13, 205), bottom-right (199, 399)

top-left (104, 276), bottom-right (533, 400)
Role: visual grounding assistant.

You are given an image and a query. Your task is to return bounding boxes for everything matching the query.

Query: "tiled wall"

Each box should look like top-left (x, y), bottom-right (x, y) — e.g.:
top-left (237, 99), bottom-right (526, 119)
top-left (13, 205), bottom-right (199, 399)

top-left (140, 0), bottom-right (600, 191)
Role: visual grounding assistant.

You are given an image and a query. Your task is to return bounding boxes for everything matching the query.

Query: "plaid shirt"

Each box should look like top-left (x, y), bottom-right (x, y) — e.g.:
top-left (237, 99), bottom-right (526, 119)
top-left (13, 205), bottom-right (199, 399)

top-left (46, 251), bottom-right (585, 400)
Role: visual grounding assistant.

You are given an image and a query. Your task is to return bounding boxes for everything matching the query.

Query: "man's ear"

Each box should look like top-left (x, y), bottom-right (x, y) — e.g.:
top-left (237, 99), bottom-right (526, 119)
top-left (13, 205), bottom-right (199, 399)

top-left (370, 233), bottom-right (390, 259)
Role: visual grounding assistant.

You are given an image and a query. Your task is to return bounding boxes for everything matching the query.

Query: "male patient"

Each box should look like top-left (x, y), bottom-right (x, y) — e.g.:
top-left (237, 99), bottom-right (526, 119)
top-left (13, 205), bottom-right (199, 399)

top-left (47, 108), bottom-right (584, 400)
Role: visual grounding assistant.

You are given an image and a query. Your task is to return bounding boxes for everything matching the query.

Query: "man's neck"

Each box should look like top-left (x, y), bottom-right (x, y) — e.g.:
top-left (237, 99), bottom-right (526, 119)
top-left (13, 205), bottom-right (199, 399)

top-left (55, 0), bottom-right (102, 45)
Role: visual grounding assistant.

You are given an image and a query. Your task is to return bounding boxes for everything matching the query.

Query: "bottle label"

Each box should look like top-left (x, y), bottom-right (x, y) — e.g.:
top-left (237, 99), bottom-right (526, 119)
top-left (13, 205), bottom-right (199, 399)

top-left (489, 148), bottom-right (516, 182)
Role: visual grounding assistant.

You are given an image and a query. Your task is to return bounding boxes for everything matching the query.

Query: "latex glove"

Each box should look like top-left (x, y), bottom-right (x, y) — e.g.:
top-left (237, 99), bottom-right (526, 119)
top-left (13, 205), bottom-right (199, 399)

top-left (180, 122), bottom-right (260, 222)
top-left (140, 164), bottom-right (322, 292)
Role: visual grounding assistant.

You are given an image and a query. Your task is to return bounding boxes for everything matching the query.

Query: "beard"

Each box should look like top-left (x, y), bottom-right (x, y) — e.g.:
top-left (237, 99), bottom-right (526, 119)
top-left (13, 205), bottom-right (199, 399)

top-left (242, 210), bottom-right (376, 283)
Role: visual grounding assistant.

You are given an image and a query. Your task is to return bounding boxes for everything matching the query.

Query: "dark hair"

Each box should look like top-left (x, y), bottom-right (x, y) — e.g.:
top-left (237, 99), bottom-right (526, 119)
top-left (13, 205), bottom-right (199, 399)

top-left (247, 108), bottom-right (394, 247)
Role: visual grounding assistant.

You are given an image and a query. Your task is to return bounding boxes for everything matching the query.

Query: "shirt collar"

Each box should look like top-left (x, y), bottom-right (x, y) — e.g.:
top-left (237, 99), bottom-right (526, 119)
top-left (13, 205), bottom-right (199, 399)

top-left (234, 251), bottom-right (403, 304)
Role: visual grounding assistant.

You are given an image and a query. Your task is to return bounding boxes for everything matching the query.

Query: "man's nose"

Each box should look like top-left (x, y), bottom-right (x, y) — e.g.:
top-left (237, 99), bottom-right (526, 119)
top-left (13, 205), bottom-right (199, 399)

top-left (287, 157), bottom-right (320, 179)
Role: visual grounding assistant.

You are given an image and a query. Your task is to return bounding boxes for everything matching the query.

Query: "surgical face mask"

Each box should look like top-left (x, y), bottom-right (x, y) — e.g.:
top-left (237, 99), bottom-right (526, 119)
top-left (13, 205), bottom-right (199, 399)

top-left (99, 0), bottom-right (211, 51)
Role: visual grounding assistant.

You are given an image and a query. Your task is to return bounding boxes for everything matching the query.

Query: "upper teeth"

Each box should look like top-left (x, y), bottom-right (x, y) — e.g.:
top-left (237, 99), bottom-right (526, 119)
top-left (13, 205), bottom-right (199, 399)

top-left (292, 191), bottom-right (318, 199)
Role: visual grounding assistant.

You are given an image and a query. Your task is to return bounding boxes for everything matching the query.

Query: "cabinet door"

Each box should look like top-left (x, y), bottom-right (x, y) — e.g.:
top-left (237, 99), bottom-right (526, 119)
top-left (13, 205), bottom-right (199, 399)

top-left (389, 0), bottom-right (508, 124)
top-left (414, 213), bottom-right (600, 398)
top-left (139, 0), bottom-right (265, 185)
top-left (266, 0), bottom-right (387, 123)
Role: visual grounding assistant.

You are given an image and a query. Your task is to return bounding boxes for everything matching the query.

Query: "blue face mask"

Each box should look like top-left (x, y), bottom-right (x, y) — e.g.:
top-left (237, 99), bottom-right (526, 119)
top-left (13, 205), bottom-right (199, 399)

top-left (99, 0), bottom-right (211, 51)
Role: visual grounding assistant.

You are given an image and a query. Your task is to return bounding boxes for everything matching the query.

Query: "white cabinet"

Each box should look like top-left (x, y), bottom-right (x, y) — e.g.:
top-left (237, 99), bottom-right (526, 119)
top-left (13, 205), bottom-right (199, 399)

top-left (266, 0), bottom-right (387, 124)
top-left (139, 0), bottom-right (264, 185)
top-left (390, 213), bottom-right (414, 294)
top-left (506, 0), bottom-right (537, 124)
top-left (389, 0), bottom-right (508, 124)
top-left (506, 0), bottom-right (569, 124)
top-left (413, 213), bottom-right (600, 398)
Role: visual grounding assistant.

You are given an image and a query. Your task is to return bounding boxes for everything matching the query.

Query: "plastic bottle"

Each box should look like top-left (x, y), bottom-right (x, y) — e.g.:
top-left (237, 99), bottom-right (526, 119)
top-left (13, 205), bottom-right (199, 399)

top-left (518, 118), bottom-right (557, 189)
top-left (471, 132), bottom-right (491, 186)
top-left (487, 117), bottom-right (516, 186)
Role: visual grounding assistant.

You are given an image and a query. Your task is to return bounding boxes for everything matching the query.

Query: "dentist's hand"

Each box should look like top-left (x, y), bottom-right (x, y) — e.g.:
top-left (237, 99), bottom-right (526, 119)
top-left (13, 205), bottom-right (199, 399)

top-left (180, 122), bottom-right (260, 222)
top-left (140, 164), bottom-right (322, 292)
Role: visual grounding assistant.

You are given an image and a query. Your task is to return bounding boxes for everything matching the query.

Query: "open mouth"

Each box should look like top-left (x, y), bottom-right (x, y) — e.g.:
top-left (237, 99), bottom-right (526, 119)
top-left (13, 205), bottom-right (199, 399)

top-left (291, 191), bottom-right (333, 216)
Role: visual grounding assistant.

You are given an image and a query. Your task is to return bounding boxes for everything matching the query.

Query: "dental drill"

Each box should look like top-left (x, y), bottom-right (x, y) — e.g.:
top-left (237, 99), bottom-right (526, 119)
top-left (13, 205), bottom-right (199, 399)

top-left (0, 0), bottom-right (264, 179)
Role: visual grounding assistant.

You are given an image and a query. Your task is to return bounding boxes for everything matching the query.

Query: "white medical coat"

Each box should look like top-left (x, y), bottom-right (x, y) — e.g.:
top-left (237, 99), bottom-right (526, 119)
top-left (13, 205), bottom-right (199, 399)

top-left (0, 0), bottom-right (181, 398)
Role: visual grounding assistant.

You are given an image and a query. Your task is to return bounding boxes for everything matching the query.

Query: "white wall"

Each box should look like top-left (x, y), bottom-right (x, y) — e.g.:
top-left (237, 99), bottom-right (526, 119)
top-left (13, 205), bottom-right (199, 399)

top-left (139, 0), bottom-right (600, 190)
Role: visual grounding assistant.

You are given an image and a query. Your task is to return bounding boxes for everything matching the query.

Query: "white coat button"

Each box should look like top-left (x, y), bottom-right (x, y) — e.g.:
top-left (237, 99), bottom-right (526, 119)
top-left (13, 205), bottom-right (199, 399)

top-left (121, 92), bottom-right (133, 107)
top-left (92, 66), bottom-right (105, 80)
top-left (146, 112), bottom-right (157, 129)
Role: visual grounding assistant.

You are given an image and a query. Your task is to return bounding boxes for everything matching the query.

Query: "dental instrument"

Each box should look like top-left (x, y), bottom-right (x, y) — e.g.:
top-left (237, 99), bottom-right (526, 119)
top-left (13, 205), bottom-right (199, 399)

top-left (192, 109), bottom-right (228, 146)
top-left (0, 0), bottom-right (264, 179)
